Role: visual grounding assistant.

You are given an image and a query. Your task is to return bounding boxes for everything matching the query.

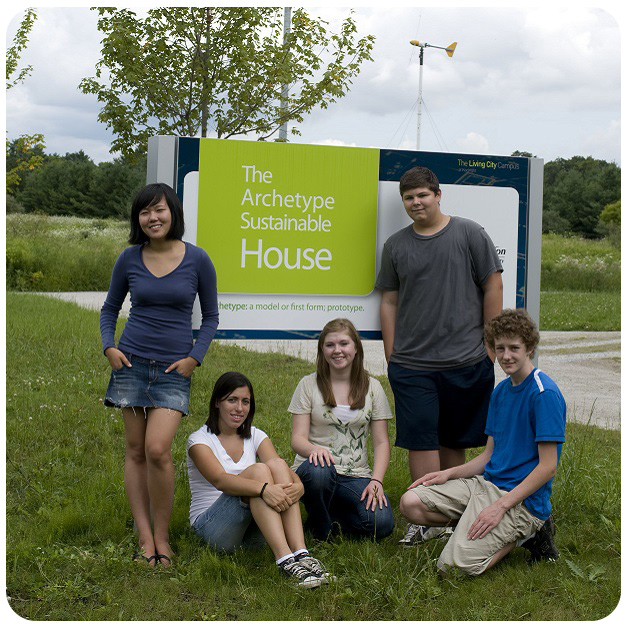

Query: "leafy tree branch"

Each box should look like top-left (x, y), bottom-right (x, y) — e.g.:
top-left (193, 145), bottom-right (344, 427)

top-left (79, 7), bottom-right (375, 159)
top-left (6, 7), bottom-right (37, 90)
top-left (6, 8), bottom-right (45, 193)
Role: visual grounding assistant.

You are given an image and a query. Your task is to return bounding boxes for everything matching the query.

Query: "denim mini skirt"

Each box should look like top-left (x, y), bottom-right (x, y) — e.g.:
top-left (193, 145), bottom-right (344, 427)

top-left (104, 353), bottom-right (191, 416)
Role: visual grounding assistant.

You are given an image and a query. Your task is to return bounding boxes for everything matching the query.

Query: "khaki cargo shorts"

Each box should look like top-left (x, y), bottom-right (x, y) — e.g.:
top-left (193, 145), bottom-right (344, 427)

top-left (411, 475), bottom-right (545, 576)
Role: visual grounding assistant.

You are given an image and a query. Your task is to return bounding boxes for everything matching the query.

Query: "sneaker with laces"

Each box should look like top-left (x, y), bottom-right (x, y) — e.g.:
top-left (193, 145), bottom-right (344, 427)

top-left (522, 515), bottom-right (559, 562)
top-left (278, 557), bottom-right (323, 588)
top-left (296, 554), bottom-right (336, 584)
top-left (398, 524), bottom-right (452, 547)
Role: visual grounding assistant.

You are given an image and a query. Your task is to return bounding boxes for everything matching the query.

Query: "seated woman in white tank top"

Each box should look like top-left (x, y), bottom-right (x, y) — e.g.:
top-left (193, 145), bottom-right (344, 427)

top-left (187, 371), bottom-right (333, 589)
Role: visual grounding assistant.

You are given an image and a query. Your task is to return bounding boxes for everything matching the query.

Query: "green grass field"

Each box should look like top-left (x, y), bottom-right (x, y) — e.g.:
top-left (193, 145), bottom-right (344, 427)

top-left (5, 215), bottom-right (620, 330)
top-left (539, 234), bottom-right (620, 331)
top-left (6, 294), bottom-right (621, 621)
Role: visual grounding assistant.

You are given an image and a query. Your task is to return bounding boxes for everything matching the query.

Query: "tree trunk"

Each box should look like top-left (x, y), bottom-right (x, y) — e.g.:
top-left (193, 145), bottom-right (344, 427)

top-left (200, 8), bottom-right (212, 137)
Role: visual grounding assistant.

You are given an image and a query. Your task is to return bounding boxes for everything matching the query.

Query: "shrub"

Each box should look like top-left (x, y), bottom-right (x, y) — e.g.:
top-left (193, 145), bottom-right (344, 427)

top-left (597, 201), bottom-right (620, 248)
top-left (6, 214), bottom-right (128, 291)
top-left (542, 209), bottom-right (571, 235)
top-left (541, 234), bottom-right (620, 292)
top-left (5, 193), bottom-right (26, 213)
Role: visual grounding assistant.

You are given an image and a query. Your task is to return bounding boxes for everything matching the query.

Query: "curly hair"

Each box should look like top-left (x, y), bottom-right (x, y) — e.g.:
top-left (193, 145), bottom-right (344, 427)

top-left (484, 309), bottom-right (540, 357)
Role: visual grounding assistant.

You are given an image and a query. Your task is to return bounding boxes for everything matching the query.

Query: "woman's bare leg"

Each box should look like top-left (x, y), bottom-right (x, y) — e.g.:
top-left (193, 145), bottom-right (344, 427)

top-left (439, 446), bottom-right (465, 470)
top-left (240, 463), bottom-right (292, 559)
top-left (122, 407), bottom-right (155, 561)
top-left (144, 407), bottom-right (182, 563)
top-left (265, 457), bottom-right (306, 552)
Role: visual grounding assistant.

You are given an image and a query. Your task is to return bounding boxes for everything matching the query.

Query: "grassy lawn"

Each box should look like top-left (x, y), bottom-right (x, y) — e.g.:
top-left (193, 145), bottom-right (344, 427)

top-left (540, 291), bottom-right (621, 331)
top-left (6, 293), bottom-right (621, 621)
top-left (538, 233), bottom-right (620, 331)
top-left (5, 215), bottom-right (620, 330)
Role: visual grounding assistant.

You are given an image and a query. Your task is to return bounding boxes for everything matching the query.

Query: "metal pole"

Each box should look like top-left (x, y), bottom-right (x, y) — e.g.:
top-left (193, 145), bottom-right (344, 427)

top-left (279, 7), bottom-right (292, 141)
top-left (417, 46), bottom-right (424, 150)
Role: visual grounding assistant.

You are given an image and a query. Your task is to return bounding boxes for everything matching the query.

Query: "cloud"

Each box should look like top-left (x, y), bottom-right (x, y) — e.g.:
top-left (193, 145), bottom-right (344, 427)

top-left (313, 138), bottom-right (358, 147)
top-left (581, 119), bottom-right (622, 164)
top-left (3, 5), bottom-right (621, 165)
top-left (453, 132), bottom-right (491, 155)
top-left (336, 6), bottom-right (620, 121)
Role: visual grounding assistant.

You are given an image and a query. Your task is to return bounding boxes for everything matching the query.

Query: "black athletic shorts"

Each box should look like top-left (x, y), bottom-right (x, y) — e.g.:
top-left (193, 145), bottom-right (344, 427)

top-left (388, 356), bottom-right (495, 450)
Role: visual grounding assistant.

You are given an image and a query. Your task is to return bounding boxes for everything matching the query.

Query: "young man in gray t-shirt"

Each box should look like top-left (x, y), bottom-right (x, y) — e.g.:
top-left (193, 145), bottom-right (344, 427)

top-left (375, 166), bottom-right (503, 546)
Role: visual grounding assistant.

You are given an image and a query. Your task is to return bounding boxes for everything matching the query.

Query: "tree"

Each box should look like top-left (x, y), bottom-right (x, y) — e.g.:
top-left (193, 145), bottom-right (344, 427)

top-left (6, 8), bottom-right (45, 193)
top-left (598, 200), bottom-right (620, 227)
top-left (17, 151), bottom-right (147, 218)
top-left (597, 200), bottom-right (620, 247)
top-left (6, 134), bottom-right (46, 194)
top-left (18, 152), bottom-right (97, 216)
top-left (79, 7), bottom-right (375, 159)
top-left (6, 7), bottom-right (37, 89)
top-left (511, 150), bottom-right (536, 158)
top-left (542, 156), bottom-right (620, 238)
top-left (88, 156), bottom-right (147, 218)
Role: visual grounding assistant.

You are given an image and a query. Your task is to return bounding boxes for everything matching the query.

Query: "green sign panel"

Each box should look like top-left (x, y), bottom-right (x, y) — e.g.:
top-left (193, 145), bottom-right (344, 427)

top-left (197, 140), bottom-right (379, 295)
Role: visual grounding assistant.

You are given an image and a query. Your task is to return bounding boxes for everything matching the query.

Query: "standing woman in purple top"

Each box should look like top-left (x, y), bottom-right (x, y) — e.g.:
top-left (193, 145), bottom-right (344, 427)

top-left (100, 183), bottom-right (219, 567)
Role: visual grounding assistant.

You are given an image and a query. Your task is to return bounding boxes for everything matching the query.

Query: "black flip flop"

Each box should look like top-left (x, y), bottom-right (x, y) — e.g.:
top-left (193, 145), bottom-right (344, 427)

top-left (132, 551), bottom-right (158, 565)
top-left (156, 554), bottom-right (172, 567)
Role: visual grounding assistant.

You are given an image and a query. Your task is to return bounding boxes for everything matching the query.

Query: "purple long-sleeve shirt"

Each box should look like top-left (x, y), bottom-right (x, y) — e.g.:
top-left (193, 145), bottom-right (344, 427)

top-left (100, 242), bottom-right (219, 365)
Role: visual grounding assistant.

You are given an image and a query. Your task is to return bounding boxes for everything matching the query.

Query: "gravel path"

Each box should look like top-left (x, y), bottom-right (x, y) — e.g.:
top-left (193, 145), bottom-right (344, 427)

top-left (38, 292), bottom-right (621, 431)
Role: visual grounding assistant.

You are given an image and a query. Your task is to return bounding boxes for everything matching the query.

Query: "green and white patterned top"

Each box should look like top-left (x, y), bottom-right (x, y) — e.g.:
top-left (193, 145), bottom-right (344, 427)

top-left (289, 373), bottom-right (393, 478)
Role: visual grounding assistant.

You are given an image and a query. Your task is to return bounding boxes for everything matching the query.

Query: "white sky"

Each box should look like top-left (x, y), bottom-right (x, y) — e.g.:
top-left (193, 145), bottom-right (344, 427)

top-left (3, 2), bottom-right (622, 165)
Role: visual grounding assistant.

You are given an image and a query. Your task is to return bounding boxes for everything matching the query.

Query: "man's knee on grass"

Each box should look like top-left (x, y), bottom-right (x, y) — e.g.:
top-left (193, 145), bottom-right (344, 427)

top-left (401, 489), bottom-right (454, 527)
top-left (400, 490), bottom-right (438, 525)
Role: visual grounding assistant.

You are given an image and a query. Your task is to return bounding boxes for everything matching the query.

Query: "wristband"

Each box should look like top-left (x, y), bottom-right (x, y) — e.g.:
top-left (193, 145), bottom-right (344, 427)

top-left (370, 478), bottom-right (383, 486)
top-left (259, 482), bottom-right (269, 498)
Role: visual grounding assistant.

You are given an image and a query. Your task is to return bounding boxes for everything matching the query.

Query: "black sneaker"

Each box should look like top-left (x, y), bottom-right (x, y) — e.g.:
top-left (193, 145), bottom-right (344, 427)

top-left (278, 557), bottom-right (323, 589)
top-left (522, 515), bottom-right (559, 562)
top-left (296, 554), bottom-right (336, 584)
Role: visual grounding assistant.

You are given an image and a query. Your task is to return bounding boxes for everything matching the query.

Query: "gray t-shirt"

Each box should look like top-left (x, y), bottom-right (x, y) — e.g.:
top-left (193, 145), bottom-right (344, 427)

top-left (375, 216), bottom-right (502, 371)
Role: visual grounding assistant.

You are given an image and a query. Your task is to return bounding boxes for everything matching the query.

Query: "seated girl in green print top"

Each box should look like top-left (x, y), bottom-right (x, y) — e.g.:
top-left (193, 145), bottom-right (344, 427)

top-left (289, 318), bottom-right (395, 541)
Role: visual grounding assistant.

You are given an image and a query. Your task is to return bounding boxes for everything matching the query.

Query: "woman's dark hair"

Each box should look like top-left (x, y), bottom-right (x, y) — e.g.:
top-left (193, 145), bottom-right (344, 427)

top-left (128, 183), bottom-right (185, 245)
top-left (205, 372), bottom-right (255, 438)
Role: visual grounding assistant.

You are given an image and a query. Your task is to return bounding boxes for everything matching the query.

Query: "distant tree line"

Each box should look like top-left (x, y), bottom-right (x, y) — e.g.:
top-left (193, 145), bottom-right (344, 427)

top-left (5, 144), bottom-right (146, 218)
top-left (542, 156), bottom-right (620, 240)
top-left (512, 151), bottom-right (620, 240)
top-left (5, 146), bottom-right (620, 241)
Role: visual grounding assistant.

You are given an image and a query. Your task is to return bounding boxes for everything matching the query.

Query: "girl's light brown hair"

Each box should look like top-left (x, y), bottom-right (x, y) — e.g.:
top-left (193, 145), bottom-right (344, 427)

top-left (316, 318), bottom-right (370, 409)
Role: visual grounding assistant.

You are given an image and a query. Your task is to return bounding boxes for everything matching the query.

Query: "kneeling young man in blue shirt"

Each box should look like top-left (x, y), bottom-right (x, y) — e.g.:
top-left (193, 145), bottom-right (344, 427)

top-left (399, 309), bottom-right (566, 576)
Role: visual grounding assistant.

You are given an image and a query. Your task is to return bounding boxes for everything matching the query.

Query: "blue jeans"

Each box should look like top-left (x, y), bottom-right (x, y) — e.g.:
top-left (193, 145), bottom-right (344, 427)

top-left (295, 460), bottom-right (395, 541)
top-left (192, 493), bottom-right (266, 553)
top-left (104, 352), bottom-right (191, 415)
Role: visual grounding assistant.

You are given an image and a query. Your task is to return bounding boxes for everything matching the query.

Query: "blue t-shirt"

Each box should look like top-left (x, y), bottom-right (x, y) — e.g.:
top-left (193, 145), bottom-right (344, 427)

top-left (100, 241), bottom-right (219, 364)
top-left (484, 368), bottom-right (566, 520)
